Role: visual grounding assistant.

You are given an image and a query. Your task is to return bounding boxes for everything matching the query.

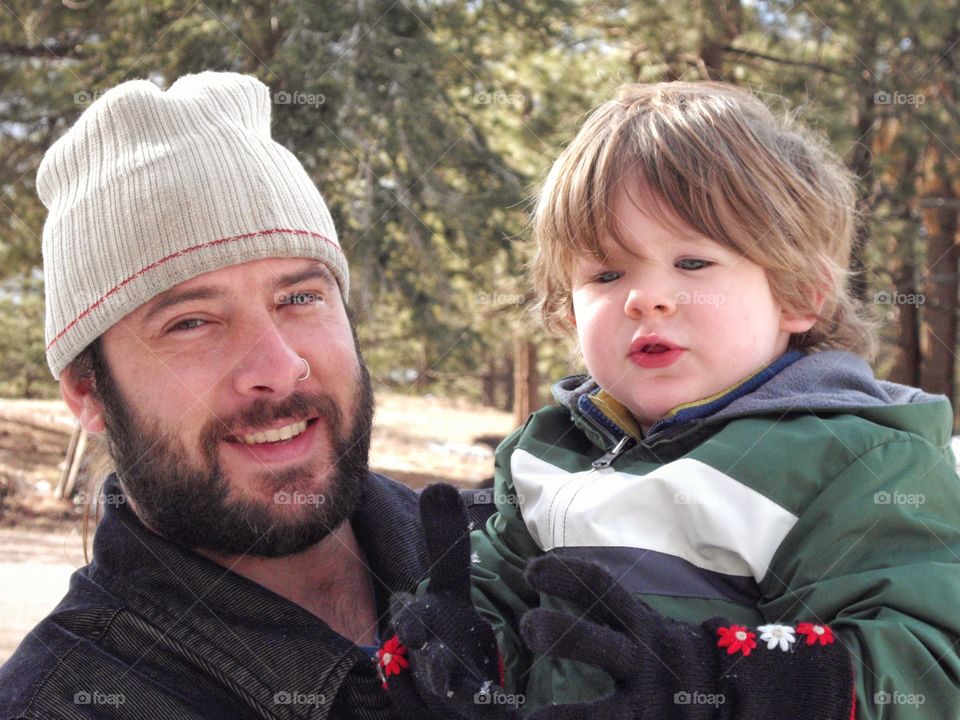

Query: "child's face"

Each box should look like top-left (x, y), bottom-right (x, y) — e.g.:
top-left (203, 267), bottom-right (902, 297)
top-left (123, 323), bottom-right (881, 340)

top-left (570, 185), bottom-right (816, 432)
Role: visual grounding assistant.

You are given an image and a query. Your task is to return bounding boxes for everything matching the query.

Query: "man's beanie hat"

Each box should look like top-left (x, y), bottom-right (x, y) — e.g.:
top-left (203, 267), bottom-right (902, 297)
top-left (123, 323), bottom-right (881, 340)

top-left (38, 71), bottom-right (348, 379)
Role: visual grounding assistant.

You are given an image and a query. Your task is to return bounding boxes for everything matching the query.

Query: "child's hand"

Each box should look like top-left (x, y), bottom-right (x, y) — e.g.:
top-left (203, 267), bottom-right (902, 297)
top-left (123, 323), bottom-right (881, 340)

top-left (521, 554), bottom-right (854, 720)
top-left (384, 483), bottom-right (519, 720)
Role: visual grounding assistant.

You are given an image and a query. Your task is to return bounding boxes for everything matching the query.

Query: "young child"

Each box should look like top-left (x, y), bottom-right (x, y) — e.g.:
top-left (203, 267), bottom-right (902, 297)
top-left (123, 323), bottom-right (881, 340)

top-left (387, 82), bottom-right (960, 720)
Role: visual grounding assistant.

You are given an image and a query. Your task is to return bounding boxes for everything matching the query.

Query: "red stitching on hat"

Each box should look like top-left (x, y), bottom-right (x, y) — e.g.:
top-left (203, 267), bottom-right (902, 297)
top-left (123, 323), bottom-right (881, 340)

top-left (47, 228), bottom-right (341, 351)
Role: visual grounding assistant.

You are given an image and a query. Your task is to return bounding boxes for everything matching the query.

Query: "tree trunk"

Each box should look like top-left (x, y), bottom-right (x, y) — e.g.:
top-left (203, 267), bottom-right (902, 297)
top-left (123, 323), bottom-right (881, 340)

top-left (501, 352), bottom-right (515, 413)
top-left (887, 258), bottom-right (922, 386)
top-left (918, 145), bottom-right (959, 403)
top-left (481, 354), bottom-right (496, 407)
top-left (848, 27), bottom-right (879, 304)
top-left (697, 0), bottom-right (742, 80)
top-left (513, 337), bottom-right (540, 427)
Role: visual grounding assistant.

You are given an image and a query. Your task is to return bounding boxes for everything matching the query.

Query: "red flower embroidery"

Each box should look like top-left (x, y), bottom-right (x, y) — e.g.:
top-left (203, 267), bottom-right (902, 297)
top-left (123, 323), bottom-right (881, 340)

top-left (716, 625), bottom-right (757, 656)
top-left (376, 635), bottom-right (409, 685)
top-left (796, 622), bottom-right (835, 646)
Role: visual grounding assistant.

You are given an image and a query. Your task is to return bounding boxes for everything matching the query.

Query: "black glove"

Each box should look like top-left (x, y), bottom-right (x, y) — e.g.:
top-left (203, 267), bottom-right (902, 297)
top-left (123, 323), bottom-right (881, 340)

top-left (382, 483), bottom-right (520, 720)
top-left (520, 554), bottom-right (854, 720)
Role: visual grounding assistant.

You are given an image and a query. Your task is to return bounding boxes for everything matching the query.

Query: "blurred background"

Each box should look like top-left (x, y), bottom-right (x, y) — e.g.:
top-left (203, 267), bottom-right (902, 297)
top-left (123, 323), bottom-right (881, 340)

top-left (0, 0), bottom-right (958, 660)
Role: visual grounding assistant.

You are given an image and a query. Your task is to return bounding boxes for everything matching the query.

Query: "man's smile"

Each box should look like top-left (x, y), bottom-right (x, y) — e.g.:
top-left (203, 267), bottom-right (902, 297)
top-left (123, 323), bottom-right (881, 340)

top-left (221, 417), bottom-right (323, 463)
top-left (225, 417), bottom-right (317, 445)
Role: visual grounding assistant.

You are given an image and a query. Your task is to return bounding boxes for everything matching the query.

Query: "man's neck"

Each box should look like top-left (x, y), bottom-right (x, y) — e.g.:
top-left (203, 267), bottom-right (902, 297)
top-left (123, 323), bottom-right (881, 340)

top-left (197, 522), bottom-right (380, 645)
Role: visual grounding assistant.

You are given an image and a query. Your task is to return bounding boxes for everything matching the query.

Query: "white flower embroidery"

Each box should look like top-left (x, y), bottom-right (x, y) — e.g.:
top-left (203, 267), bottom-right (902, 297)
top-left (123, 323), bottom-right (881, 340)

top-left (757, 624), bottom-right (796, 652)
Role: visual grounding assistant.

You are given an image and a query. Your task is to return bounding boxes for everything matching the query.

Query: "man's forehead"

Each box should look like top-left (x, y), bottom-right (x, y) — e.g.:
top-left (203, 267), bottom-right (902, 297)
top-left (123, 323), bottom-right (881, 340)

top-left (168, 257), bottom-right (333, 290)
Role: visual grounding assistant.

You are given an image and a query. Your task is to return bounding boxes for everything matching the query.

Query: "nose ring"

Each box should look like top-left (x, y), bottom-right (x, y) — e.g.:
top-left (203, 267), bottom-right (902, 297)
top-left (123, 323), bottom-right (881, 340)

top-left (297, 357), bottom-right (310, 382)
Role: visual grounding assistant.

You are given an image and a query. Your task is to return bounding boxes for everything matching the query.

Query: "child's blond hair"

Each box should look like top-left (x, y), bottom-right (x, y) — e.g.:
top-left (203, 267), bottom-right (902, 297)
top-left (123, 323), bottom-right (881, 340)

top-left (532, 81), bottom-right (877, 358)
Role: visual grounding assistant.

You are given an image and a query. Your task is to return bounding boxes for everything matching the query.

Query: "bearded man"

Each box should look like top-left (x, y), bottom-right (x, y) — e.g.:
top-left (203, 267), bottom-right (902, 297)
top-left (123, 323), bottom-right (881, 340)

top-left (0, 72), bottom-right (450, 720)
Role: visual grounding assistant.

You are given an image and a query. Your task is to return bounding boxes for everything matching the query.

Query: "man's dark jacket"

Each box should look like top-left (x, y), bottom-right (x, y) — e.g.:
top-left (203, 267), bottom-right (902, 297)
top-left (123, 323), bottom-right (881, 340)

top-left (0, 472), bottom-right (486, 719)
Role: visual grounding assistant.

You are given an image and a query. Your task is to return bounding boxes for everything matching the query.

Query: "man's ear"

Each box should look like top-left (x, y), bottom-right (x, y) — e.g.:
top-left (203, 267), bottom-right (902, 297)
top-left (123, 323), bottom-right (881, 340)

top-left (60, 366), bottom-right (106, 433)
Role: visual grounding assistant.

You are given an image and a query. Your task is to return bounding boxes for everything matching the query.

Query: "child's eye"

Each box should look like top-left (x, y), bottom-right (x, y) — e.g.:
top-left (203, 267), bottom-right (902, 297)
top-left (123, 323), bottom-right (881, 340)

top-left (594, 270), bottom-right (623, 283)
top-left (676, 258), bottom-right (712, 271)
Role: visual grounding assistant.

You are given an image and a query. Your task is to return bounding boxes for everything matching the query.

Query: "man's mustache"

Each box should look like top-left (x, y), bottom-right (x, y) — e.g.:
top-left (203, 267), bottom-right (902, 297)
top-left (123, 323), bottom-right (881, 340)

top-left (207, 391), bottom-right (347, 442)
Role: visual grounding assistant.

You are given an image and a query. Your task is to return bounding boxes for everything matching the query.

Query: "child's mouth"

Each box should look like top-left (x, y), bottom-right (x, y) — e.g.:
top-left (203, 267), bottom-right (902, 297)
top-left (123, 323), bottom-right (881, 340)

top-left (629, 338), bottom-right (683, 368)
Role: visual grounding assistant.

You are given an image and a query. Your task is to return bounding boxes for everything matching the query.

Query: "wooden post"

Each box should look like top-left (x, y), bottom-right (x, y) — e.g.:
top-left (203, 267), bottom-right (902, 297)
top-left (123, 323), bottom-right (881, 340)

top-left (56, 423), bottom-right (82, 500)
top-left (62, 427), bottom-right (89, 501)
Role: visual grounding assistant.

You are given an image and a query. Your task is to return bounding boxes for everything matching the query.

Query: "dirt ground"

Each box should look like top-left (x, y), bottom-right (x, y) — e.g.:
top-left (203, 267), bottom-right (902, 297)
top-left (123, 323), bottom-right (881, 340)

top-left (0, 392), bottom-right (515, 663)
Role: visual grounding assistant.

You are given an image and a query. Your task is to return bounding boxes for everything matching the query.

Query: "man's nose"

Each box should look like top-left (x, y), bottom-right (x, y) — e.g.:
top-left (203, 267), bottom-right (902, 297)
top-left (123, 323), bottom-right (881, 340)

top-left (230, 321), bottom-right (305, 395)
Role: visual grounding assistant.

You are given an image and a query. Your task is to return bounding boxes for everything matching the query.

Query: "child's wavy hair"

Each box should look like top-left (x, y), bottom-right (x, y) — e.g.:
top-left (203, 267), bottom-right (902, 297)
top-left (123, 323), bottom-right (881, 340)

top-left (531, 81), bottom-right (877, 358)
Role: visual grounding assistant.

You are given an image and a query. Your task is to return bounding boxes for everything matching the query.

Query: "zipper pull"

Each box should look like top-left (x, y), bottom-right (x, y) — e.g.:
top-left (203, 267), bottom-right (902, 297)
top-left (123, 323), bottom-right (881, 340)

top-left (592, 435), bottom-right (633, 469)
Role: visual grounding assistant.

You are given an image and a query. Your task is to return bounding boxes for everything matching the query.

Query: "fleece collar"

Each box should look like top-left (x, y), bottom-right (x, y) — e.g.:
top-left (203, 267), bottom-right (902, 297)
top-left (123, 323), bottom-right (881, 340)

top-left (554, 350), bottom-right (950, 448)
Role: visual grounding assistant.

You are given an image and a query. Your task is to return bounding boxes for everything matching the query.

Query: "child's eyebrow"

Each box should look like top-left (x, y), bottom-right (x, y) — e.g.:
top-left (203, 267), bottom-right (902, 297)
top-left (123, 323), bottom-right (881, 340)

top-left (672, 230), bottom-right (720, 246)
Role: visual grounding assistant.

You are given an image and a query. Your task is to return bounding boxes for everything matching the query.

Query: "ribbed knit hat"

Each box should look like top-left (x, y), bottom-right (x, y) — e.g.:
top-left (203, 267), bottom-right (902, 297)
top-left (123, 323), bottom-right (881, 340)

top-left (38, 71), bottom-right (348, 380)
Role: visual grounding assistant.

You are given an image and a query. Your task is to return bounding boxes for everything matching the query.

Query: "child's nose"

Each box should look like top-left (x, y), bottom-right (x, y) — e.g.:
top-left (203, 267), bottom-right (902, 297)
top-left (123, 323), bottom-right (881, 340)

top-left (624, 283), bottom-right (678, 317)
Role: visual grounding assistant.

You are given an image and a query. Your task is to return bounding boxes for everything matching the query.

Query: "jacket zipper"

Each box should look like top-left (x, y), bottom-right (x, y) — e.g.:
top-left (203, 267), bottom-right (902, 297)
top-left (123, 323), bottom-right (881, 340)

top-left (591, 435), bottom-right (634, 469)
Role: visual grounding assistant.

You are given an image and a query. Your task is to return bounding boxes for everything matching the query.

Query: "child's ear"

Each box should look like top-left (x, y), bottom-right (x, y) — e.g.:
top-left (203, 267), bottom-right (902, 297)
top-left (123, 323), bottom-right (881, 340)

top-left (779, 287), bottom-right (826, 334)
top-left (60, 366), bottom-right (107, 434)
top-left (780, 310), bottom-right (817, 334)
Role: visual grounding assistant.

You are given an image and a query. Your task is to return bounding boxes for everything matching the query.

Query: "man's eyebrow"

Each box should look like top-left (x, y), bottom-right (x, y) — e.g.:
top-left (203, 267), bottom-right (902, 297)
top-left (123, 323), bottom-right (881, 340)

top-left (273, 264), bottom-right (336, 290)
top-left (141, 264), bottom-right (337, 326)
top-left (141, 287), bottom-right (224, 325)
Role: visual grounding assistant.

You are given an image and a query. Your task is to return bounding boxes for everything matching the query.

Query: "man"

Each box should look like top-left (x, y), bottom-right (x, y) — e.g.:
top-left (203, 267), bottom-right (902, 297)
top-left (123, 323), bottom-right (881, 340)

top-left (0, 71), bottom-right (438, 719)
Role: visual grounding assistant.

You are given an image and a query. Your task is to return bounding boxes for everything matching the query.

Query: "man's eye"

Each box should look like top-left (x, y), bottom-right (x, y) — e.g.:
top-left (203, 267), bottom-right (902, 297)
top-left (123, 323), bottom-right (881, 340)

top-left (594, 271), bottom-right (622, 283)
top-left (677, 258), bottom-right (712, 270)
top-left (169, 318), bottom-right (206, 333)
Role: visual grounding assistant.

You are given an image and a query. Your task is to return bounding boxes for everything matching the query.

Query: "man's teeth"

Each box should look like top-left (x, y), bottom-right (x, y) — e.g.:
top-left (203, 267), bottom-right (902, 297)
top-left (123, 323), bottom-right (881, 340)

top-left (237, 420), bottom-right (308, 445)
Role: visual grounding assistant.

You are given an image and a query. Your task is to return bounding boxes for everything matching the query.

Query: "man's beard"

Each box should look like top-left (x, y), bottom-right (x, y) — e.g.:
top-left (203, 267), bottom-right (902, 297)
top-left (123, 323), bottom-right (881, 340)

top-left (93, 351), bottom-right (374, 558)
